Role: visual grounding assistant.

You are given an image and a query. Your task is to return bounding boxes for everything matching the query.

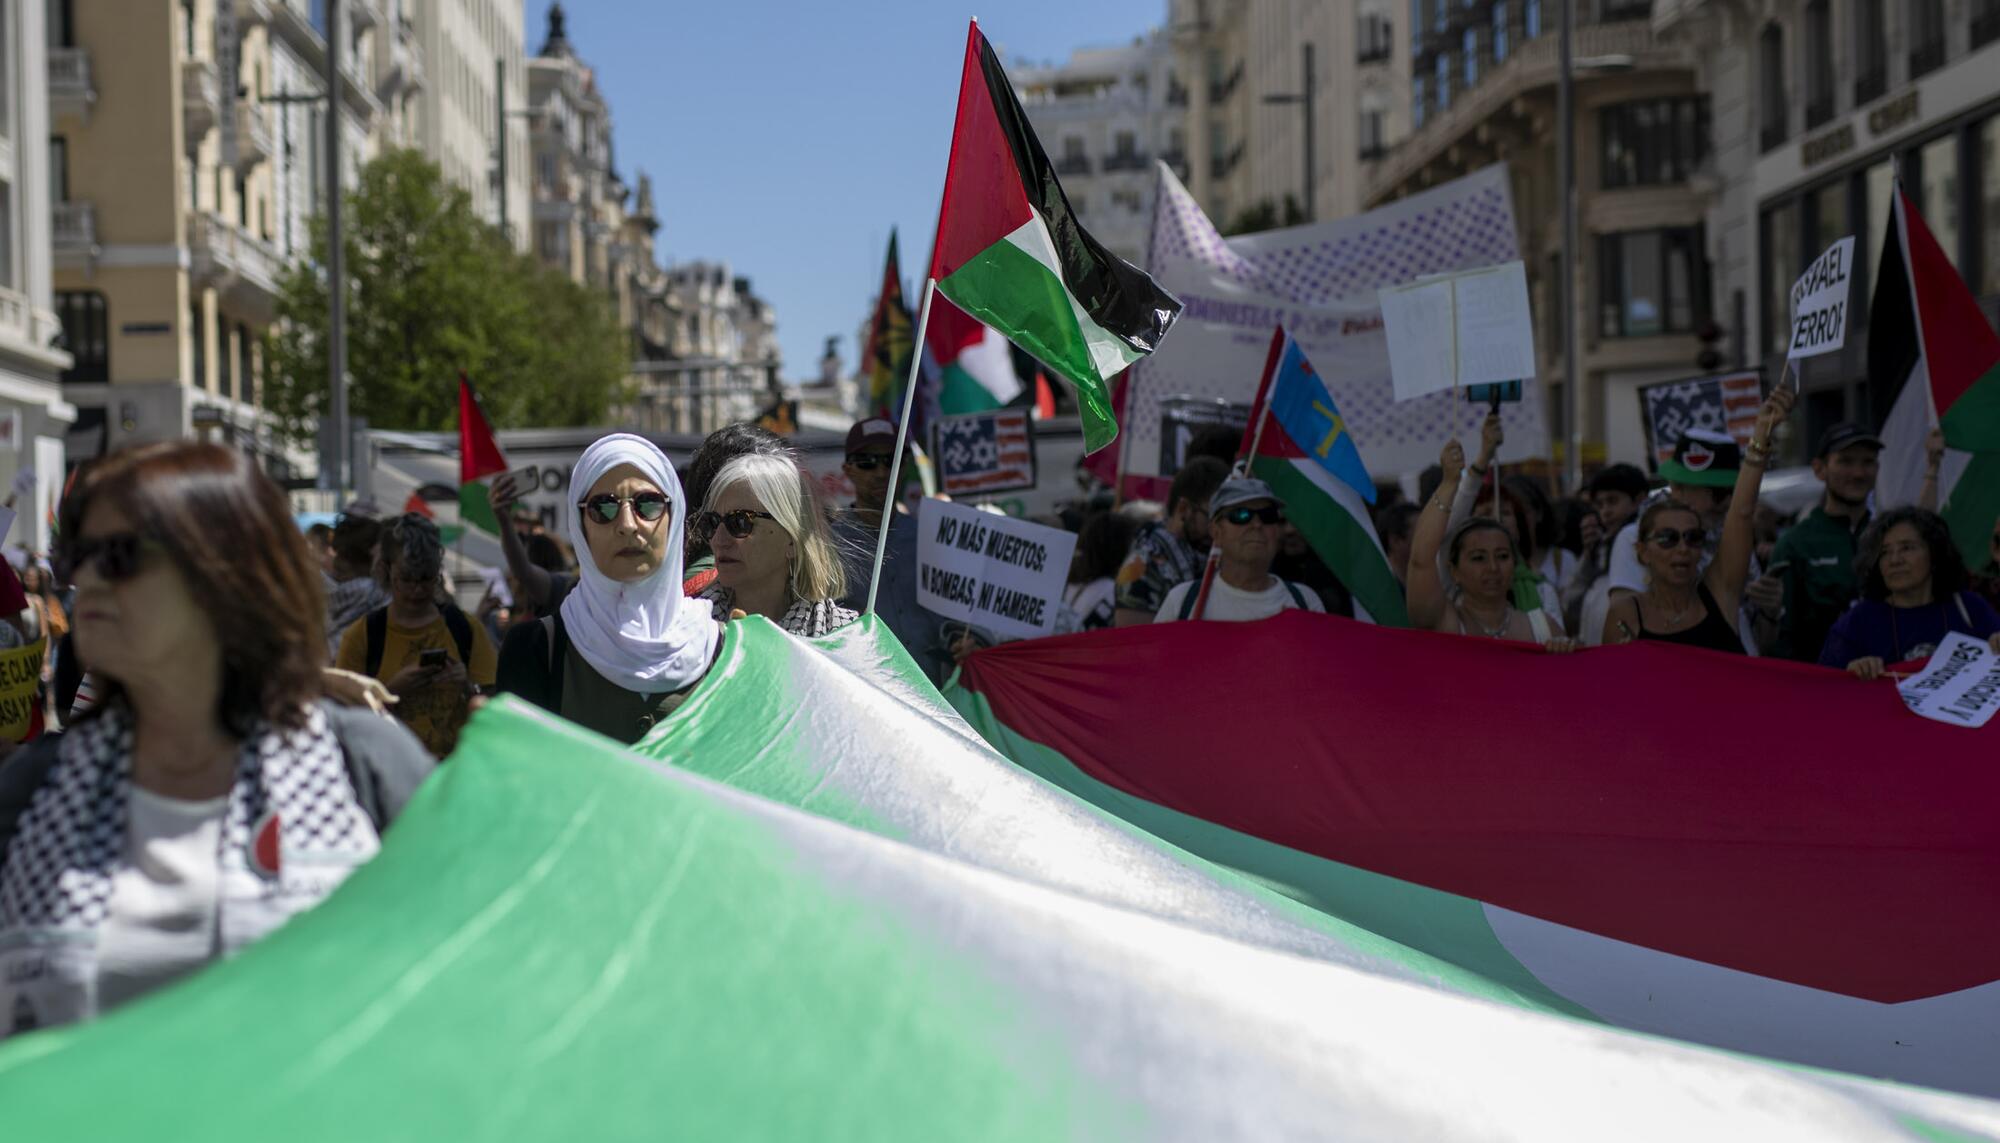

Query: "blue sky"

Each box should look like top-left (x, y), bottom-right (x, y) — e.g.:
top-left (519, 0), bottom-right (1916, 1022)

top-left (538, 1), bottom-right (1166, 381)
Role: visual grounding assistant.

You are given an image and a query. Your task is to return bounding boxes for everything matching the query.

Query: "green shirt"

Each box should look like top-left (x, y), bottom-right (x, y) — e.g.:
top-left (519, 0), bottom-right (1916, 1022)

top-left (1769, 505), bottom-right (1870, 662)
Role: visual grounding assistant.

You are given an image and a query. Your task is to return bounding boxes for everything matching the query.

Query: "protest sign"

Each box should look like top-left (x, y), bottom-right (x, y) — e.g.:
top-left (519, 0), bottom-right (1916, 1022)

top-left (1787, 236), bottom-right (1855, 362)
top-left (916, 498), bottom-right (1076, 641)
top-left (1897, 632), bottom-right (2000, 729)
top-left (9, 466), bottom-right (35, 503)
top-left (0, 638), bottom-right (44, 739)
top-left (1124, 163), bottom-right (1544, 500)
top-left (0, 505), bottom-right (15, 545)
top-left (1379, 262), bottom-right (1536, 401)
top-left (931, 409), bottom-right (1036, 497)
top-left (1638, 371), bottom-right (1764, 470)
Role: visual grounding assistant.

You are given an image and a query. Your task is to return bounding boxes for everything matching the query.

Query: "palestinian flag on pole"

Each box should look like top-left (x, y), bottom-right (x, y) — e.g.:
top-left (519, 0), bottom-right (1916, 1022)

top-left (1871, 185), bottom-right (2000, 566)
top-left (864, 230), bottom-right (916, 419)
top-left (923, 292), bottom-right (1020, 417)
top-left (457, 374), bottom-right (509, 536)
top-left (1245, 329), bottom-right (1407, 626)
top-left (927, 20), bottom-right (1183, 453)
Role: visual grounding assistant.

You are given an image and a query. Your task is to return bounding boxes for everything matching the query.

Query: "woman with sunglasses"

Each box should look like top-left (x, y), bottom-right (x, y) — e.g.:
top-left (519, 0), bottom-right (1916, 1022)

top-left (0, 443), bottom-right (433, 1037)
top-left (1600, 386), bottom-right (1790, 654)
top-left (693, 453), bottom-right (856, 637)
top-left (495, 434), bottom-right (721, 744)
top-left (1820, 506), bottom-right (2000, 680)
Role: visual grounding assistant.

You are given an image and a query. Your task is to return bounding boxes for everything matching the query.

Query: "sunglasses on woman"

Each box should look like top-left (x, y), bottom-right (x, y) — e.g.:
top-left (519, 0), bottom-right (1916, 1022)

top-left (578, 491), bottom-right (671, 526)
top-left (1647, 527), bottom-right (1708, 550)
top-left (55, 533), bottom-right (159, 584)
top-left (1221, 505), bottom-right (1286, 526)
top-left (695, 509), bottom-right (776, 541)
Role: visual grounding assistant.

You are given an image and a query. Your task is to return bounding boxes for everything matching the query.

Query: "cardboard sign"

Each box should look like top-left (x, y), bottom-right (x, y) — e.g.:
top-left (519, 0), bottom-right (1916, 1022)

top-left (1787, 236), bottom-right (1855, 362)
top-left (1898, 632), bottom-right (2000, 729)
top-left (932, 409), bottom-right (1036, 497)
top-left (0, 639), bottom-right (44, 740)
top-left (916, 499), bottom-right (1077, 642)
top-left (1638, 371), bottom-right (1765, 470)
top-left (1379, 261), bottom-right (1536, 401)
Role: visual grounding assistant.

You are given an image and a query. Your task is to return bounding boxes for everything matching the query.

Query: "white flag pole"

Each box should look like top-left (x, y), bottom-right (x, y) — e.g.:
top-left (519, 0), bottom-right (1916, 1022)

top-left (866, 278), bottom-right (938, 615)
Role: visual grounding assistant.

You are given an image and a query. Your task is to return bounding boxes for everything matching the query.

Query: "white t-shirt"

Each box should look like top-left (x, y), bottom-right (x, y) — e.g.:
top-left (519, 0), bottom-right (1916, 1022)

top-left (1058, 577), bottom-right (1118, 633)
top-left (96, 787), bottom-right (228, 1011)
top-left (1154, 577), bottom-right (1325, 623)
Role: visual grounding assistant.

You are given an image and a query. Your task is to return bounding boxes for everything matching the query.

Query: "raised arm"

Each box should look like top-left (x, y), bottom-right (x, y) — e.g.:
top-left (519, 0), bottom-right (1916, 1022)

top-left (1408, 439), bottom-right (1466, 632)
top-left (1917, 428), bottom-right (1945, 511)
top-left (492, 483), bottom-right (553, 610)
top-left (1708, 386), bottom-right (1795, 614)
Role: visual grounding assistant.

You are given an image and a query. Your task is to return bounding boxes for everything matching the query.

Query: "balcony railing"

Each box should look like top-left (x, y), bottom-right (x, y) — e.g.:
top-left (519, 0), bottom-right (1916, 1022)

top-left (1760, 118), bottom-right (1788, 154)
top-left (1055, 154), bottom-right (1092, 176)
top-left (1208, 61), bottom-right (1244, 104)
top-left (1805, 93), bottom-right (1835, 130)
top-left (190, 212), bottom-right (286, 312)
top-left (182, 58), bottom-right (219, 146)
top-left (54, 201), bottom-right (97, 255)
top-left (49, 46), bottom-right (95, 115)
top-left (1909, 39), bottom-right (1945, 80)
top-left (1854, 66), bottom-right (1886, 106)
top-left (1975, 6), bottom-right (2000, 50)
top-left (1358, 44), bottom-right (1392, 65)
top-left (1101, 151), bottom-right (1150, 173)
top-left (234, 104), bottom-right (274, 169)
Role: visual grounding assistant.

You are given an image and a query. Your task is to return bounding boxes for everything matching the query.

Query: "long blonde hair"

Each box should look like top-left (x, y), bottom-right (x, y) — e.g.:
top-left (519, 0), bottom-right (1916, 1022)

top-left (704, 453), bottom-right (847, 604)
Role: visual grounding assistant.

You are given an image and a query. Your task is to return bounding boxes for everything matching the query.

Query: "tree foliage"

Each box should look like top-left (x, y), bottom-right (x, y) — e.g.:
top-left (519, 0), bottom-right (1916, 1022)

top-left (1221, 194), bottom-right (1308, 237)
top-left (265, 149), bottom-right (628, 440)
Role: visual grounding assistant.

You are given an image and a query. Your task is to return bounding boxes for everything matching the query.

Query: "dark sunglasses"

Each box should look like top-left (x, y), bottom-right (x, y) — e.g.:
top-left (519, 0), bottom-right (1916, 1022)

top-left (1647, 527), bottom-right (1708, 550)
top-left (846, 453), bottom-right (894, 471)
top-left (578, 491), bottom-right (670, 525)
top-left (696, 509), bottom-right (776, 541)
top-left (1221, 505), bottom-right (1286, 526)
top-left (56, 533), bottom-right (157, 583)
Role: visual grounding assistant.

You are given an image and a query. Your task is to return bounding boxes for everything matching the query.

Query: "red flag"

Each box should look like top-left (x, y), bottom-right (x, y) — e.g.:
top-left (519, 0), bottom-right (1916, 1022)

top-left (458, 374), bottom-right (508, 484)
top-left (403, 492), bottom-right (435, 519)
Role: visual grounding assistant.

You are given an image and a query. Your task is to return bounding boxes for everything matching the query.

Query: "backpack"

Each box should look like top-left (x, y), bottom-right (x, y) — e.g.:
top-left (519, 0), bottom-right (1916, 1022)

top-left (363, 604), bottom-right (475, 678)
top-left (1178, 578), bottom-right (1308, 620)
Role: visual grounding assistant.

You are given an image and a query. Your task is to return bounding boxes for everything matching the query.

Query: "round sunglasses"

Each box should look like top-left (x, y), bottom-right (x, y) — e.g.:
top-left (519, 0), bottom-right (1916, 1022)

top-left (577, 491), bottom-right (671, 526)
top-left (695, 509), bottom-right (776, 541)
top-left (55, 533), bottom-right (161, 584)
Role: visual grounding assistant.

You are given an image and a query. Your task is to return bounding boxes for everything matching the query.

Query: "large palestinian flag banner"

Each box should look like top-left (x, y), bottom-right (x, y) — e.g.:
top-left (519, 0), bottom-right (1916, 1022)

top-left (928, 21), bottom-right (1183, 454)
top-left (1871, 185), bottom-right (2000, 566)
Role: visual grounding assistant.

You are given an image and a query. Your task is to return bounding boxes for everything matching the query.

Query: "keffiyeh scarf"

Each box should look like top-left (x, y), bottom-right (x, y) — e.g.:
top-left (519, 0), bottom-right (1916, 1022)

top-left (698, 586), bottom-right (857, 638)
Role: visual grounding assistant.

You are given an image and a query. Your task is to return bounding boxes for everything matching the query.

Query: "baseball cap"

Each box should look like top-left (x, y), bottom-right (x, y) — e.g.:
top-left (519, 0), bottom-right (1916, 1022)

top-left (845, 418), bottom-right (898, 454)
top-left (1814, 421), bottom-right (1884, 459)
top-left (1657, 430), bottom-right (1742, 488)
top-left (1208, 477), bottom-right (1286, 517)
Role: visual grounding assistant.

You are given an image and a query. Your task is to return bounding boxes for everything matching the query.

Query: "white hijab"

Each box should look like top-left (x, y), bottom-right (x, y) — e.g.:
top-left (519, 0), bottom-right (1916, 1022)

top-left (560, 434), bottom-right (720, 694)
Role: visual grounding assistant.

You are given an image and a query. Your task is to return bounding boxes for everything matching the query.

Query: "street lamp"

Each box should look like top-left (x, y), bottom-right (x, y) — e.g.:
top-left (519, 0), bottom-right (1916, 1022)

top-left (1557, 0), bottom-right (1636, 491)
top-left (492, 56), bottom-right (545, 242)
top-left (1261, 42), bottom-right (1317, 223)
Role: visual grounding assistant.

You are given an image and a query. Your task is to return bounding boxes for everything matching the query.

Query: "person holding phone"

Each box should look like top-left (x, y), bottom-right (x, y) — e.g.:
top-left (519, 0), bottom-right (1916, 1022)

top-left (334, 513), bottom-right (497, 759)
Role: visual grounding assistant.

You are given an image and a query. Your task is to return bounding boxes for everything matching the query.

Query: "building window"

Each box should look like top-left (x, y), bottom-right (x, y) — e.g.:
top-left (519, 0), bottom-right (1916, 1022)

top-left (239, 322), bottom-right (254, 404)
top-left (1493, 2), bottom-right (1509, 63)
top-left (1359, 10), bottom-right (1393, 63)
top-left (218, 320), bottom-right (233, 400)
top-left (190, 297), bottom-right (206, 389)
top-left (49, 0), bottom-right (76, 47)
top-left (1761, 201), bottom-right (1800, 354)
top-left (50, 136), bottom-right (68, 202)
top-left (1909, 0), bottom-right (1945, 79)
top-left (1360, 106), bottom-right (1387, 159)
top-left (181, 0), bottom-right (196, 57)
top-left (55, 291), bottom-right (108, 384)
top-left (1462, 29), bottom-right (1479, 88)
top-left (1803, 0), bottom-right (1833, 128)
top-left (1114, 130), bottom-right (1136, 158)
top-left (1435, 53), bottom-right (1452, 112)
top-left (0, 184), bottom-right (12, 291)
top-left (1919, 133), bottom-right (1961, 270)
top-left (1599, 228), bottom-right (1706, 338)
top-left (1977, 0), bottom-right (2000, 50)
top-left (1524, 0), bottom-right (1540, 39)
top-left (1758, 24), bottom-right (1787, 153)
top-left (1601, 98), bottom-right (1710, 188)
top-left (1853, 0), bottom-right (1886, 104)
top-left (1413, 75), bottom-right (1427, 128)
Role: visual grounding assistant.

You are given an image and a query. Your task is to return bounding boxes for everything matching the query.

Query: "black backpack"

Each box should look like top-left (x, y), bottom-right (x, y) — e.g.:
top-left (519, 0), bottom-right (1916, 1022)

top-left (363, 604), bottom-right (475, 677)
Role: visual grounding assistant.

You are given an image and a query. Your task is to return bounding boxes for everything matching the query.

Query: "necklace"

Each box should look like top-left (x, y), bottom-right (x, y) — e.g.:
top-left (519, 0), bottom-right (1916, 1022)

top-left (1648, 588), bottom-right (1697, 627)
top-left (1461, 601), bottom-right (1513, 638)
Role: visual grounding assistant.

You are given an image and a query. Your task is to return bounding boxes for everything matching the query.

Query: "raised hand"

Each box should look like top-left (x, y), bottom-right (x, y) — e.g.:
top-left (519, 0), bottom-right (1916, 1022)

top-left (1441, 439), bottom-right (1467, 485)
top-left (1477, 412), bottom-right (1504, 467)
top-left (1846, 656), bottom-right (1886, 681)
top-left (1756, 384), bottom-right (1796, 439)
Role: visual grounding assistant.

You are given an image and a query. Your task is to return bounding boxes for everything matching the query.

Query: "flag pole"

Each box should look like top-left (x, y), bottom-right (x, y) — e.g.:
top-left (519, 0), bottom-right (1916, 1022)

top-left (1191, 327), bottom-right (1287, 621)
top-left (866, 278), bottom-right (937, 615)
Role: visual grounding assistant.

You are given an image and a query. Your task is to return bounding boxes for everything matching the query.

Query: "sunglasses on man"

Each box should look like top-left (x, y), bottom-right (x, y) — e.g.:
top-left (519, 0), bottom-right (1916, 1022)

top-left (1220, 505), bottom-right (1286, 526)
top-left (55, 533), bottom-right (161, 584)
top-left (694, 509), bottom-right (776, 541)
top-left (578, 491), bottom-right (671, 526)
top-left (1646, 527), bottom-right (1708, 550)
top-left (846, 453), bottom-right (894, 471)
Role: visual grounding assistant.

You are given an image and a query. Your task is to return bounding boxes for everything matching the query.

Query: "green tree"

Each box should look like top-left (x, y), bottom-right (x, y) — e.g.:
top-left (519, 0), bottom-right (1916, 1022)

top-left (1221, 194), bottom-right (1308, 237)
top-left (264, 149), bottom-right (627, 440)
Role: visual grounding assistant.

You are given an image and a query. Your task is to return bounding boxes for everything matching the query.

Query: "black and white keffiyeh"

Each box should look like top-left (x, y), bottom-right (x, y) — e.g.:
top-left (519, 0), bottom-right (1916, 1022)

top-left (698, 586), bottom-right (857, 638)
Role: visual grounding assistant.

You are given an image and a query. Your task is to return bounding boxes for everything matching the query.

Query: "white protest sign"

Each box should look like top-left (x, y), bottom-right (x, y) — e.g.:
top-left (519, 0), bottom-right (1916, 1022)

top-left (1897, 632), bottom-right (2000, 729)
top-left (916, 498), bottom-right (1077, 642)
top-left (1787, 236), bottom-right (1855, 362)
top-left (1379, 261), bottom-right (1536, 401)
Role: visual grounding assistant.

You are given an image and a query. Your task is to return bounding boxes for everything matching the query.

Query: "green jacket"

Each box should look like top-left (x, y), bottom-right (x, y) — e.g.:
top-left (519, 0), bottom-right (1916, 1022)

top-left (1770, 505), bottom-right (1870, 662)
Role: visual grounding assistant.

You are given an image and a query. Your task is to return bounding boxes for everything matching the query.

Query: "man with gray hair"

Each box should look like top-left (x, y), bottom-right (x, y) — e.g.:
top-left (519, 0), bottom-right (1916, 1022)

top-left (1154, 477), bottom-right (1326, 623)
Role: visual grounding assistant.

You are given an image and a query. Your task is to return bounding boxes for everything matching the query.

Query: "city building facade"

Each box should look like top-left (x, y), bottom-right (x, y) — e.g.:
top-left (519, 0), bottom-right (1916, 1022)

top-left (411, 0), bottom-right (529, 249)
top-left (49, 0), bottom-right (411, 471)
top-left (1656, 0), bottom-right (2000, 453)
top-left (1366, 0), bottom-right (1708, 470)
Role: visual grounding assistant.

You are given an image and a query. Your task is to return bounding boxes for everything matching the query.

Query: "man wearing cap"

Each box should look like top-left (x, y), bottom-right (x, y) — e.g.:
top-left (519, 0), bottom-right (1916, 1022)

top-left (1154, 478), bottom-right (1326, 623)
top-left (1602, 430), bottom-right (1758, 651)
top-left (1763, 422), bottom-right (1882, 661)
top-left (831, 417), bottom-right (952, 681)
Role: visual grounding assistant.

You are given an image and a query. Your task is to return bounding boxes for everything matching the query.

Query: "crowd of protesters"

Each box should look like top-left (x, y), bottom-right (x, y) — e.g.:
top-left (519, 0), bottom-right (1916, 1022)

top-left (1, 395), bottom-right (1998, 1039)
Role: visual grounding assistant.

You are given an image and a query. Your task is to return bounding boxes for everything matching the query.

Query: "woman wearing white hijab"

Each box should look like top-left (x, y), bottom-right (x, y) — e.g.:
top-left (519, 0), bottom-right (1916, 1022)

top-left (495, 434), bottom-right (721, 743)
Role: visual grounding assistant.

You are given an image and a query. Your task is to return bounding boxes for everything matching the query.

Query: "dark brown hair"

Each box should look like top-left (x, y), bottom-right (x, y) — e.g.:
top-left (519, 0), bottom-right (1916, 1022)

top-left (1856, 505), bottom-right (1967, 602)
top-left (59, 442), bottom-right (326, 734)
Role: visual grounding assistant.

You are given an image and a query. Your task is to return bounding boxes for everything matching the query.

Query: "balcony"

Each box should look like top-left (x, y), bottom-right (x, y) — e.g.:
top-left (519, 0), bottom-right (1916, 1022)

top-left (379, 19), bottom-right (424, 100)
top-left (0, 289), bottom-right (30, 347)
top-left (49, 46), bottom-right (95, 121)
top-left (1055, 154), bottom-right (1092, 176)
top-left (1359, 44), bottom-right (1393, 66)
top-left (189, 213), bottom-right (287, 321)
top-left (1854, 66), bottom-right (1886, 106)
top-left (183, 58), bottom-right (220, 148)
top-left (1805, 93), bottom-right (1835, 130)
top-left (1760, 118), bottom-right (1788, 154)
top-left (1100, 151), bottom-right (1151, 173)
top-left (54, 201), bottom-right (97, 261)
top-left (1909, 39), bottom-right (1945, 80)
top-left (1208, 61), bottom-right (1244, 104)
top-left (233, 104), bottom-right (274, 170)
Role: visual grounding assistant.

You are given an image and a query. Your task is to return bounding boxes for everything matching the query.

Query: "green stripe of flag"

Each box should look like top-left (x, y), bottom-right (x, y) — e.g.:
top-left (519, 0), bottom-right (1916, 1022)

top-left (460, 481), bottom-right (502, 536)
top-left (1253, 457), bottom-right (1409, 628)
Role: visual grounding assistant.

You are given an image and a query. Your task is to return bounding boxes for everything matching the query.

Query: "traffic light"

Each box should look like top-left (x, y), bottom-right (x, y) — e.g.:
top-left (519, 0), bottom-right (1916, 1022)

top-left (1695, 319), bottom-right (1725, 372)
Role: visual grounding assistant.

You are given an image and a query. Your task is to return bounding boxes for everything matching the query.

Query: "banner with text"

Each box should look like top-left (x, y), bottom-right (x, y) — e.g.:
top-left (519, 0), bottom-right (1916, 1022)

top-left (1899, 632), bottom-right (2000, 729)
top-left (916, 499), bottom-right (1076, 641)
top-left (0, 638), bottom-right (44, 739)
top-left (1788, 236), bottom-right (1855, 362)
top-left (1123, 162), bottom-right (1544, 500)
top-left (1638, 370), bottom-right (1765, 470)
top-left (931, 409), bottom-right (1036, 497)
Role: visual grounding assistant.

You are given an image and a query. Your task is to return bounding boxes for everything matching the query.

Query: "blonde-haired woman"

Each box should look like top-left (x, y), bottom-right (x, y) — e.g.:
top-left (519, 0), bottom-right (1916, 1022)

top-left (695, 453), bottom-right (857, 637)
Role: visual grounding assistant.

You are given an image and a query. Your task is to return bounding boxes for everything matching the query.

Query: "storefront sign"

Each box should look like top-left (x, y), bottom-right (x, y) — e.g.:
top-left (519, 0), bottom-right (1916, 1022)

top-left (1801, 124), bottom-right (1856, 169)
top-left (1867, 90), bottom-right (1920, 137)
